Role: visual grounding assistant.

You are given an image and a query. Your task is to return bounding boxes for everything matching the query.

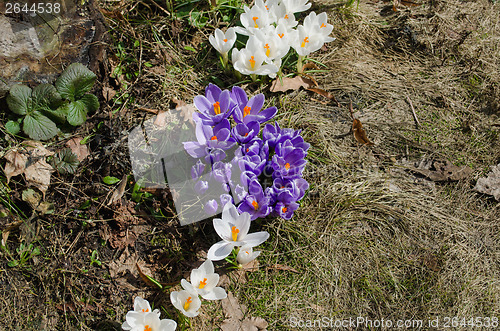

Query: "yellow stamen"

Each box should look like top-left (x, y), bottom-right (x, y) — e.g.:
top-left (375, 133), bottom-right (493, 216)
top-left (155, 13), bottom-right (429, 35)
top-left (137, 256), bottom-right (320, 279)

top-left (213, 101), bottom-right (221, 115)
top-left (211, 135), bottom-right (217, 140)
top-left (320, 23), bottom-right (326, 28)
top-left (278, 33), bottom-right (284, 38)
top-left (252, 200), bottom-right (259, 210)
top-left (301, 37), bottom-right (309, 48)
top-left (243, 106), bottom-right (251, 117)
top-left (184, 297), bottom-right (192, 310)
top-left (144, 325), bottom-right (152, 331)
top-left (252, 17), bottom-right (259, 28)
top-left (282, 207), bottom-right (287, 213)
top-left (264, 44), bottom-right (270, 57)
top-left (285, 162), bottom-right (290, 170)
top-left (224, 38), bottom-right (228, 42)
top-left (199, 278), bottom-right (208, 289)
top-left (249, 56), bottom-right (256, 69)
top-left (231, 226), bottom-right (239, 241)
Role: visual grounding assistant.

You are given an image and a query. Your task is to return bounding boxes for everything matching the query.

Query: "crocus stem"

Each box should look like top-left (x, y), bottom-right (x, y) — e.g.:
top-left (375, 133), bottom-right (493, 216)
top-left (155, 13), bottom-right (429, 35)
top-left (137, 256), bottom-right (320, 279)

top-left (234, 70), bottom-right (242, 81)
top-left (250, 74), bottom-right (257, 82)
top-left (221, 53), bottom-right (230, 73)
top-left (297, 55), bottom-right (305, 73)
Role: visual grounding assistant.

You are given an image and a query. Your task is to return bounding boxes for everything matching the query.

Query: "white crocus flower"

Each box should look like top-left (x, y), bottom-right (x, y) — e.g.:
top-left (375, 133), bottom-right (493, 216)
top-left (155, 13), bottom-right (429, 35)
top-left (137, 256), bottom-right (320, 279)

top-left (281, 0), bottom-right (311, 14)
top-left (255, 27), bottom-right (290, 62)
top-left (303, 12), bottom-right (335, 42)
top-left (274, 3), bottom-right (298, 28)
top-left (209, 28), bottom-right (237, 67)
top-left (181, 259), bottom-right (227, 300)
top-left (231, 38), bottom-right (279, 79)
top-left (170, 289), bottom-right (202, 318)
top-left (239, 0), bottom-right (272, 34)
top-left (207, 203), bottom-right (270, 261)
top-left (237, 245), bottom-right (261, 265)
top-left (122, 297), bottom-right (177, 331)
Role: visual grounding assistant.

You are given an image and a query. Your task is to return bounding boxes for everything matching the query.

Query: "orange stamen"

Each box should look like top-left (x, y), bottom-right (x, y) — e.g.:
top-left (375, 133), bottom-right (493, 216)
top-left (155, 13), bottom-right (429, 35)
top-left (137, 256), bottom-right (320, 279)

top-left (282, 207), bottom-right (287, 213)
top-left (144, 325), bottom-right (152, 331)
top-left (278, 33), bottom-right (284, 38)
top-left (224, 38), bottom-right (228, 42)
top-left (184, 297), bottom-right (192, 310)
top-left (243, 106), bottom-right (251, 117)
top-left (252, 200), bottom-right (259, 210)
top-left (285, 163), bottom-right (290, 170)
top-left (249, 56), bottom-right (256, 69)
top-left (301, 37), bottom-right (309, 48)
top-left (264, 44), bottom-right (270, 57)
top-left (246, 148), bottom-right (250, 152)
top-left (199, 278), bottom-right (208, 289)
top-left (320, 23), bottom-right (326, 28)
top-left (213, 101), bottom-right (221, 115)
top-left (252, 17), bottom-right (259, 28)
top-left (141, 308), bottom-right (149, 312)
top-left (284, 14), bottom-right (288, 19)
top-left (244, 132), bottom-right (249, 137)
top-left (231, 226), bottom-right (240, 241)
top-left (211, 136), bottom-right (217, 140)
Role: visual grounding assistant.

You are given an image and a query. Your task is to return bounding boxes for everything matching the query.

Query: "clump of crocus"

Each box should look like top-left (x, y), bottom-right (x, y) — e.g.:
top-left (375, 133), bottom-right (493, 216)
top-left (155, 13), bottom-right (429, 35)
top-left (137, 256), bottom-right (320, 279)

top-left (122, 297), bottom-right (177, 331)
top-left (207, 203), bottom-right (270, 260)
top-left (184, 84), bottom-right (309, 221)
top-left (208, 0), bottom-right (335, 78)
top-left (170, 259), bottom-right (227, 318)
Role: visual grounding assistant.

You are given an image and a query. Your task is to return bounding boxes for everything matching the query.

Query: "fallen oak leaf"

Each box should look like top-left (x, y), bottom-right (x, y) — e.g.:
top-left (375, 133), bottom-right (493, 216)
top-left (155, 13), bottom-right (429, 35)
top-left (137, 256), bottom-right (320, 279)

top-left (474, 163), bottom-right (500, 200)
top-left (221, 292), bottom-right (268, 331)
top-left (269, 76), bottom-right (315, 93)
top-left (66, 137), bottom-right (90, 162)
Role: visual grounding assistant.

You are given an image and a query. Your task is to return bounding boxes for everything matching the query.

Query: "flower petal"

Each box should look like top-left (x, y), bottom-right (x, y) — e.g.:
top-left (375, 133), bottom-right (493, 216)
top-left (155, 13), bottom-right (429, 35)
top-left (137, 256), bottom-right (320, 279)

top-left (213, 218), bottom-right (232, 241)
top-left (160, 319), bottom-right (178, 331)
top-left (240, 231), bottom-right (269, 248)
top-left (201, 287), bottom-right (228, 300)
top-left (207, 241), bottom-right (234, 261)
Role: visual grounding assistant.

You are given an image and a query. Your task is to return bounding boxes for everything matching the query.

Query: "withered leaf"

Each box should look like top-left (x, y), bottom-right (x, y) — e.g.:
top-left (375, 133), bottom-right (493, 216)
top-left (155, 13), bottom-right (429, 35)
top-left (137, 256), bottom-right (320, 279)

top-left (4, 150), bottom-right (27, 183)
top-left (306, 88), bottom-right (340, 106)
top-left (172, 99), bottom-right (196, 126)
top-left (66, 137), bottom-right (90, 162)
top-left (269, 76), bottom-right (315, 93)
top-left (353, 119), bottom-right (374, 146)
top-left (267, 264), bottom-right (300, 273)
top-left (474, 163), bottom-right (500, 200)
top-left (410, 158), bottom-right (472, 182)
top-left (221, 292), bottom-right (268, 331)
top-left (107, 174), bottom-right (128, 205)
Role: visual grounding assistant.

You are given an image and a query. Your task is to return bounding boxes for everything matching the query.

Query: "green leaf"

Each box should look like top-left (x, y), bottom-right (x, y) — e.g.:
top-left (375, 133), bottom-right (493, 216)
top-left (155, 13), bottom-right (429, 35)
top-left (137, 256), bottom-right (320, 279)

top-left (8, 260), bottom-right (19, 267)
top-left (103, 176), bottom-right (120, 185)
top-left (65, 100), bottom-right (88, 126)
top-left (50, 148), bottom-right (80, 174)
top-left (32, 84), bottom-right (62, 110)
top-left (41, 106), bottom-right (67, 124)
top-left (5, 120), bottom-right (21, 135)
top-left (6, 84), bottom-right (32, 115)
top-left (23, 111), bottom-right (58, 140)
top-left (80, 94), bottom-right (100, 112)
top-left (55, 63), bottom-right (97, 101)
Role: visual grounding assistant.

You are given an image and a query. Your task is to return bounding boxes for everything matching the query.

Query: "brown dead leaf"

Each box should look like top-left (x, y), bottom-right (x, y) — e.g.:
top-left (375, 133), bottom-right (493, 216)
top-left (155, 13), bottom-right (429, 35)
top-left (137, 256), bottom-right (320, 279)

top-left (136, 263), bottom-right (163, 290)
top-left (306, 88), bottom-right (340, 106)
top-left (23, 141), bottom-right (54, 195)
top-left (269, 76), bottom-right (315, 93)
top-left (221, 292), bottom-right (268, 331)
top-left (102, 85), bottom-right (117, 102)
top-left (267, 264), bottom-right (300, 273)
top-left (4, 150), bottom-right (27, 183)
top-left (108, 174), bottom-right (128, 206)
top-left (474, 163), bottom-right (500, 200)
top-left (352, 119), bottom-right (374, 146)
top-left (66, 137), bottom-right (90, 162)
top-left (172, 99), bottom-right (196, 126)
top-left (409, 158), bottom-right (472, 182)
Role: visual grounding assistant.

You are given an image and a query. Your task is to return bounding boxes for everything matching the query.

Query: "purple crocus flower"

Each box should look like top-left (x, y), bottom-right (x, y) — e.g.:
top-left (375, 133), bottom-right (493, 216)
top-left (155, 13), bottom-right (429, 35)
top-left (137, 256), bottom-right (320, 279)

top-left (272, 140), bottom-right (307, 179)
top-left (231, 121), bottom-right (260, 144)
top-left (237, 155), bottom-right (266, 176)
top-left (195, 180), bottom-right (209, 195)
top-left (205, 199), bottom-right (219, 214)
top-left (231, 86), bottom-right (277, 124)
top-left (220, 193), bottom-right (234, 207)
top-left (274, 191), bottom-right (300, 220)
top-left (184, 120), bottom-right (235, 163)
top-left (191, 160), bottom-right (206, 179)
top-left (193, 84), bottom-right (235, 125)
top-left (237, 179), bottom-right (272, 220)
top-left (211, 161), bottom-right (232, 183)
top-left (263, 122), bottom-right (310, 151)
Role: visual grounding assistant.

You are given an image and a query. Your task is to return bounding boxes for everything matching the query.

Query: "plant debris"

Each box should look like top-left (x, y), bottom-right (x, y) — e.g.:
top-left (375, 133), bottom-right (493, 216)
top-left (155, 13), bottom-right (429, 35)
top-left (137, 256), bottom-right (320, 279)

top-left (408, 158), bottom-right (473, 182)
top-left (474, 163), bottom-right (500, 200)
top-left (220, 291), bottom-right (268, 331)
